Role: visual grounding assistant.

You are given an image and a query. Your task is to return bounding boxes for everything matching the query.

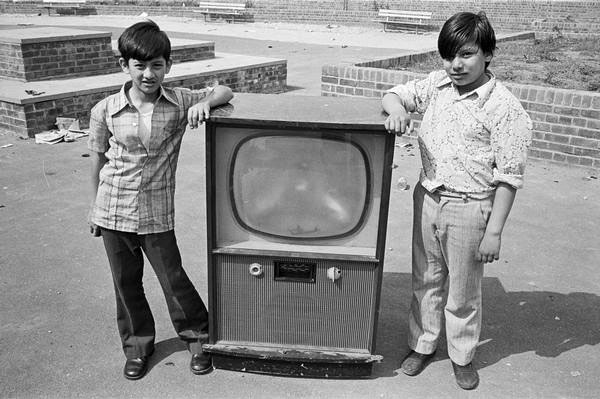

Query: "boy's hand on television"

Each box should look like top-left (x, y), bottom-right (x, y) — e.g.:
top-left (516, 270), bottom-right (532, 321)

top-left (188, 102), bottom-right (211, 129)
top-left (384, 111), bottom-right (413, 136)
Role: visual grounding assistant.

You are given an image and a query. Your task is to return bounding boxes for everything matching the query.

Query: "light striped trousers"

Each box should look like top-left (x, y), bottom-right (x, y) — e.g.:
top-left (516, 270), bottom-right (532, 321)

top-left (408, 182), bottom-right (493, 365)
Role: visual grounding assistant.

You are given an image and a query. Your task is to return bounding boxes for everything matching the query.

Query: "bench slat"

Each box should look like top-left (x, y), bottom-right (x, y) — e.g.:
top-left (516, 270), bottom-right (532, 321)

top-left (43, 0), bottom-right (87, 4)
top-left (375, 9), bottom-right (432, 33)
top-left (377, 10), bottom-right (431, 18)
top-left (195, 1), bottom-right (250, 22)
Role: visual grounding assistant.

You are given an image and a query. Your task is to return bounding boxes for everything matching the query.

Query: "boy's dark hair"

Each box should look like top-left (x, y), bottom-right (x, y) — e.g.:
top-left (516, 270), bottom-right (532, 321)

top-left (438, 11), bottom-right (496, 68)
top-left (118, 19), bottom-right (171, 63)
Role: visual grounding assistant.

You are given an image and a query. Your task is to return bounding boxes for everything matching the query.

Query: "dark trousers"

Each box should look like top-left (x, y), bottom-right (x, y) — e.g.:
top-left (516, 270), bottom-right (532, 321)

top-left (101, 228), bottom-right (209, 359)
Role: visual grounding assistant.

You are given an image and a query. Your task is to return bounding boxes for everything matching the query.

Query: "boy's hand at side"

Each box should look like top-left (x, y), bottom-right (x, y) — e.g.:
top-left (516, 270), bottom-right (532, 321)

top-left (478, 232), bottom-right (500, 263)
top-left (188, 102), bottom-right (211, 129)
top-left (89, 222), bottom-right (101, 237)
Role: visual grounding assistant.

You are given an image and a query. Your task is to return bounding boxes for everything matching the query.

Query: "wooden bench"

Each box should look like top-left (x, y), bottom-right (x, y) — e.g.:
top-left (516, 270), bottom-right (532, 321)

top-left (42, 0), bottom-right (88, 15)
top-left (193, 2), bottom-right (250, 23)
top-left (374, 10), bottom-right (433, 33)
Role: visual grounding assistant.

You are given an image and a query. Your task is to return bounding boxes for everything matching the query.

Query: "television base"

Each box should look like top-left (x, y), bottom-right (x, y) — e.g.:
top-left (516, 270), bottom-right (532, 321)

top-left (204, 344), bottom-right (382, 379)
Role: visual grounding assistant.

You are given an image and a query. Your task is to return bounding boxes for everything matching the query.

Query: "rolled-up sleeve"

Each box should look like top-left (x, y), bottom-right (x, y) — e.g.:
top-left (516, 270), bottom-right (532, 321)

top-left (87, 100), bottom-right (111, 153)
top-left (386, 71), bottom-right (442, 114)
top-left (491, 103), bottom-right (533, 189)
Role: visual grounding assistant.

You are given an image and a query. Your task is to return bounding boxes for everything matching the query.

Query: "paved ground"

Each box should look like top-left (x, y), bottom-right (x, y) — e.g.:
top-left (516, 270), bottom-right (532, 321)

top-left (1, 14), bottom-right (600, 399)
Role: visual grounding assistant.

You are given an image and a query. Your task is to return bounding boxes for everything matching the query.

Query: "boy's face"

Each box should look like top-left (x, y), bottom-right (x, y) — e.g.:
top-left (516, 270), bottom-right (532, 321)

top-left (119, 56), bottom-right (172, 98)
top-left (442, 43), bottom-right (492, 94)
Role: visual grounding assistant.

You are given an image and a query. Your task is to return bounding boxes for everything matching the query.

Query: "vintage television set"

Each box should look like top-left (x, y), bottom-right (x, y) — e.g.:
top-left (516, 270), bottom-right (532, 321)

top-left (203, 93), bottom-right (395, 378)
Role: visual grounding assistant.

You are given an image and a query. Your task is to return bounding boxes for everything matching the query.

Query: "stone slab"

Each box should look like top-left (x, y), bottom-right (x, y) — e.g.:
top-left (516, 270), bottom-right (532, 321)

top-left (0, 26), bottom-right (111, 44)
top-left (0, 52), bottom-right (286, 105)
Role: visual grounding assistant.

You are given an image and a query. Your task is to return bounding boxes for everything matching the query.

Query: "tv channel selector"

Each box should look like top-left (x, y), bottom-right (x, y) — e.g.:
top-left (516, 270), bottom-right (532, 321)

top-left (248, 263), bottom-right (264, 277)
top-left (327, 267), bottom-right (341, 282)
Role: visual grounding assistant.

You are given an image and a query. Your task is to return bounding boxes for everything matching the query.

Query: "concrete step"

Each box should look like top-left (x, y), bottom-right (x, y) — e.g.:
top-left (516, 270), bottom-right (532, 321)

top-left (0, 52), bottom-right (287, 137)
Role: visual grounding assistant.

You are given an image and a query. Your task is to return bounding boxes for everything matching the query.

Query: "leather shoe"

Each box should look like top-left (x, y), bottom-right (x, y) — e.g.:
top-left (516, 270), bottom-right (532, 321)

top-left (401, 350), bottom-right (436, 376)
top-left (124, 356), bottom-right (149, 380)
top-left (452, 361), bottom-right (479, 390)
top-left (190, 352), bottom-right (212, 375)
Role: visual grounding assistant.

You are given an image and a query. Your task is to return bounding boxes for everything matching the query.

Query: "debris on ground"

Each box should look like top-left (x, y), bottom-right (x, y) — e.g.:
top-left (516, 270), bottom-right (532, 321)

top-left (35, 118), bottom-right (88, 144)
top-left (396, 176), bottom-right (409, 191)
top-left (1, 144), bottom-right (13, 148)
top-left (25, 89), bottom-right (45, 96)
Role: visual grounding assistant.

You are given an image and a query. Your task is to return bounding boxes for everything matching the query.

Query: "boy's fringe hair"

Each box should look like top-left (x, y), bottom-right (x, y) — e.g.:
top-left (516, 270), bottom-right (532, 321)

top-left (438, 11), bottom-right (496, 64)
top-left (118, 19), bottom-right (172, 62)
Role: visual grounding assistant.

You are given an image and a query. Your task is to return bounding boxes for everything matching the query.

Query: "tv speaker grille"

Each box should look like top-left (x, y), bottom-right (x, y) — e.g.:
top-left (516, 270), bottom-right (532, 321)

top-left (212, 254), bottom-right (380, 351)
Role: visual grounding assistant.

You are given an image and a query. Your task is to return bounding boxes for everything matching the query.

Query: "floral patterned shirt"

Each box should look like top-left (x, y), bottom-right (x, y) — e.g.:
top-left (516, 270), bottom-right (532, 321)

top-left (387, 70), bottom-right (532, 196)
top-left (88, 82), bottom-right (211, 234)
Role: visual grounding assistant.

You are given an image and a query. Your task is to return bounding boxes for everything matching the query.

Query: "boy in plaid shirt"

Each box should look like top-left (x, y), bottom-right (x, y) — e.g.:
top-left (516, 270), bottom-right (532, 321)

top-left (88, 20), bottom-right (233, 380)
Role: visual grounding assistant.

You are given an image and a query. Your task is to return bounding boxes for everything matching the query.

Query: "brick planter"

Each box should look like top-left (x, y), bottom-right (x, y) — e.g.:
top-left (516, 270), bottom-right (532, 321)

top-left (0, 59), bottom-right (287, 137)
top-left (321, 53), bottom-right (600, 170)
top-left (0, 27), bottom-right (115, 82)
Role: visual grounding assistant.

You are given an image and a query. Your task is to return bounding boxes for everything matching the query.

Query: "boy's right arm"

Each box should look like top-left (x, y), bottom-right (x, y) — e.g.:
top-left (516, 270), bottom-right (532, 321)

top-left (382, 71), bottom-right (441, 135)
top-left (382, 92), bottom-right (413, 136)
top-left (89, 151), bottom-right (107, 237)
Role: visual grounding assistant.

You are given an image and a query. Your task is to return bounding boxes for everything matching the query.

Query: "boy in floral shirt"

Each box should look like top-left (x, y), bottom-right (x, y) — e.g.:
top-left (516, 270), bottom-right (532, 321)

top-left (382, 11), bottom-right (532, 390)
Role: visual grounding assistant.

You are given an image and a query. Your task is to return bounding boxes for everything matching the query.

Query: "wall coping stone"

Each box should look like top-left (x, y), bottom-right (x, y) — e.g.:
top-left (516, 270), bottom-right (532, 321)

top-left (0, 27), bottom-right (111, 44)
top-left (0, 52), bottom-right (286, 105)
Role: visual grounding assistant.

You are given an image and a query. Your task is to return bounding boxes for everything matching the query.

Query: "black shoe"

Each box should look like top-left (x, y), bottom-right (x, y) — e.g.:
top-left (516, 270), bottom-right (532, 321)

top-left (124, 356), bottom-right (149, 380)
top-left (190, 352), bottom-right (212, 375)
top-left (451, 361), bottom-right (479, 390)
top-left (400, 350), bottom-right (436, 376)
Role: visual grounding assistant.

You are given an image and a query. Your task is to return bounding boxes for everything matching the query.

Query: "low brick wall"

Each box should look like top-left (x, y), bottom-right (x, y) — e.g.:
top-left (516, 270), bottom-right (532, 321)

top-left (2, 0), bottom-right (599, 37)
top-left (0, 34), bottom-right (115, 82)
top-left (111, 42), bottom-right (216, 71)
top-left (321, 61), bottom-right (600, 170)
top-left (0, 61), bottom-right (287, 137)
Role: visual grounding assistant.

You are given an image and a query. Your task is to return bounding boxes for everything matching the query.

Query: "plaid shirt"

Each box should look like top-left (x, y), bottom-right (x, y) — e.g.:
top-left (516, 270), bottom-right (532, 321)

top-left (388, 70), bottom-right (532, 196)
top-left (88, 82), bottom-right (211, 234)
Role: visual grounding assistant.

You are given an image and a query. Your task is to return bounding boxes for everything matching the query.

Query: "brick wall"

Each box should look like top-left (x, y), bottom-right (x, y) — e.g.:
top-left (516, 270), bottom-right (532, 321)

top-left (0, 36), bottom-right (115, 82)
top-left (321, 62), bottom-right (600, 169)
top-left (0, 61), bottom-right (287, 137)
top-left (112, 42), bottom-right (215, 70)
top-left (2, 1), bottom-right (599, 36)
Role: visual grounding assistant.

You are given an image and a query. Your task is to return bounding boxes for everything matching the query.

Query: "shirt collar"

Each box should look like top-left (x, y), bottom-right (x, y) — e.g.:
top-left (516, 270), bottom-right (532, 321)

top-left (437, 71), bottom-right (497, 107)
top-left (107, 81), bottom-right (179, 116)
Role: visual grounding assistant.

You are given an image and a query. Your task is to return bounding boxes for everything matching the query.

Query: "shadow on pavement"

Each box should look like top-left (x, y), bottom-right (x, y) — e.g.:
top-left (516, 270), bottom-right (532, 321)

top-left (372, 272), bottom-right (600, 378)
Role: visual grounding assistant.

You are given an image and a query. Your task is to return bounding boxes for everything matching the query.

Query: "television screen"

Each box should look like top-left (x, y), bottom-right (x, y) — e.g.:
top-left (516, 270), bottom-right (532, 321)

top-left (230, 134), bottom-right (370, 240)
top-left (212, 126), bottom-right (386, 256)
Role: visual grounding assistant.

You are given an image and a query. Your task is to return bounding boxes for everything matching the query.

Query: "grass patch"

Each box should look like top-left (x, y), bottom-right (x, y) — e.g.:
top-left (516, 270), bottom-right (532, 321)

top-left (395, 36), bottom-right (600, 92)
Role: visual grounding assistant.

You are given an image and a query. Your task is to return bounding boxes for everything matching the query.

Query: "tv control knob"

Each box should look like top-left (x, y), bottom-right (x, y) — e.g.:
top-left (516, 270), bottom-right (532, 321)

top-left (327, 267), bottom-right (341, 282)
top-left (249, 263), bottom-right (263, 277)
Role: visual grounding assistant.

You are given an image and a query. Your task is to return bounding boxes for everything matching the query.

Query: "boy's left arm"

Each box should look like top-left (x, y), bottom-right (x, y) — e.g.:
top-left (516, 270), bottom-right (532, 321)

top-left (188, 85), bottom-right (234, 129)
top-left (480, 100), bottom-right (533, 263)
top-left (478, 183), bottom-right (516, 263)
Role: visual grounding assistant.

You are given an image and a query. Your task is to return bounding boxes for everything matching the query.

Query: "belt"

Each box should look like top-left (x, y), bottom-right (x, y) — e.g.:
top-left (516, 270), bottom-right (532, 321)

top-left (434, 185), bottom-right (494, 201)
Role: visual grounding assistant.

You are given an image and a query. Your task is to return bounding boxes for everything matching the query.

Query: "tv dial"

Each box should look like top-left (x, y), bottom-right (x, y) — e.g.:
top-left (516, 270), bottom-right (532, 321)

top-left (248, 263), bottom-right (263, 277)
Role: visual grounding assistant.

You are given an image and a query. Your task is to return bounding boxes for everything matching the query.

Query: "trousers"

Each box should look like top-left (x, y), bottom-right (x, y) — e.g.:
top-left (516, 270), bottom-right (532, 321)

top-left (408, 182), bottom-right (493, 365)
top-left (101, 228), bottom-right (209, 359)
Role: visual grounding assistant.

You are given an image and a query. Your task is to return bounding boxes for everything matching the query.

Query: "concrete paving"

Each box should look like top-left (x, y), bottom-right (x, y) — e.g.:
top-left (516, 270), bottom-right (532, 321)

top-left (1, 14), bottom-right (599, 399)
